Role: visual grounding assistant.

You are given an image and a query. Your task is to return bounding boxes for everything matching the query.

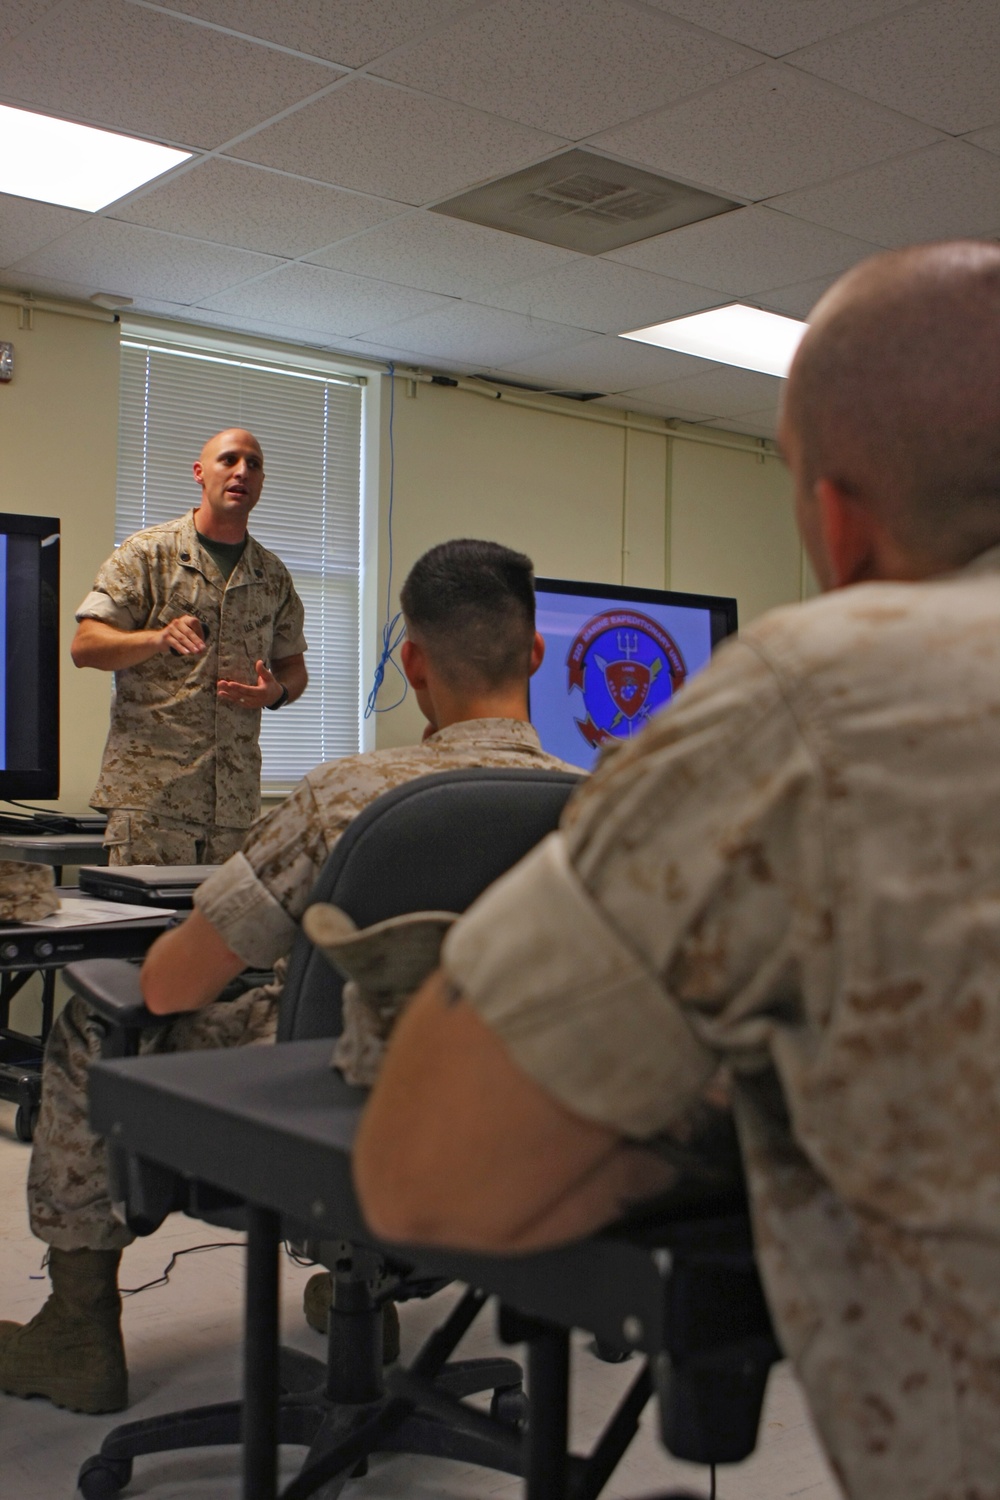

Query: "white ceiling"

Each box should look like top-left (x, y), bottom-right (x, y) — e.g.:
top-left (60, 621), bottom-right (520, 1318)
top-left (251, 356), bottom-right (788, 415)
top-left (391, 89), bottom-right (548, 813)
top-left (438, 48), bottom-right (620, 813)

top-left (3, 0), bottom-right (1000, 439)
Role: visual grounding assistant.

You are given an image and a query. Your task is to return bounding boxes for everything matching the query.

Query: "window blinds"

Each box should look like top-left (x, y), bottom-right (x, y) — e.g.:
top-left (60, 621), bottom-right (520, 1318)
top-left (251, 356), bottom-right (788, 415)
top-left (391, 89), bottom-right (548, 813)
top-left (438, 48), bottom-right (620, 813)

top-left (117, 335), bottom-right (364, 790)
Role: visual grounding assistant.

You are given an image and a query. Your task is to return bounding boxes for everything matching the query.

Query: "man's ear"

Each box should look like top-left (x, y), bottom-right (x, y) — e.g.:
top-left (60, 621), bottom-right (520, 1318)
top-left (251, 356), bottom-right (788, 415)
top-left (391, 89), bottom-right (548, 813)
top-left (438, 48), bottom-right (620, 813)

top-left (815, 478), bottom-right (884, 588)
top-left (528, 631), bottom-right (545, 677)
top-left (192, 460), bottom-right (205, 488)
top-left (401, 638), bottom-right (427, 690)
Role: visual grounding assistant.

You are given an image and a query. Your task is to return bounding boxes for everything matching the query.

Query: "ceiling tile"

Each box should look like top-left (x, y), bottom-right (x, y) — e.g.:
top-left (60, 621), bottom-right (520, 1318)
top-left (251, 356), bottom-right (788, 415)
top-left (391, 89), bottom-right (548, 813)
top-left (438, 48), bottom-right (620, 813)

top-left (487, 334), bottom-right (718, 392)
top-left (132, 300), bottom-right (347, 351)
top-left (645, 1), bottom-right (914, 57)
top-left (623, 365), bottom-right (784, 418)
top-left (362, 303), bottom-right (590, 365)
top-left (228, 77), bottom-right (566, 205)
top-left (770, 140), bottom-right (1000, 245)
top-left (701, 407), bottom-right (780, 439)
top-left (754, 271), bottom-right (845, 319)
top-left (335, 336), bottom-right (482, 375)
top-left (201, 261), bottom-right (453, 337)
top-left (0, 0), bottom-right (64, 49)
top-left (590, 62), bottom-right (940, 200)
top-left (0, 193), bottom-right (89, 268)
top-left (479, 259), bottom-right (718, 335)
top-left (967, 123), bottom-right (1000, 156)
top-left (0, 0), bottom-right (340, 150)
top-left (373, 0), bottom-right (757, 139)
top-left (789, 0), bottom-right (1000, 135)
top-left (308, 212), bottom-right (579, 297)
top-left (112, 158), bottom-right (402, 258)
top-left (606, 205), bottom-right (878, 294)
top-left (9, 219), bottom-right (282, 303)
top-left (158, 0), bottom-right (473, 67)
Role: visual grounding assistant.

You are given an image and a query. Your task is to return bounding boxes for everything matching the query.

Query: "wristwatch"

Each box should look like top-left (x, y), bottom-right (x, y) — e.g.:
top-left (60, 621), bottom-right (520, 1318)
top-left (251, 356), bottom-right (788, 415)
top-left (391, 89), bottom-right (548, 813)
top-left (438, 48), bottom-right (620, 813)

top-left (265, 682), bottom-right (290, 711)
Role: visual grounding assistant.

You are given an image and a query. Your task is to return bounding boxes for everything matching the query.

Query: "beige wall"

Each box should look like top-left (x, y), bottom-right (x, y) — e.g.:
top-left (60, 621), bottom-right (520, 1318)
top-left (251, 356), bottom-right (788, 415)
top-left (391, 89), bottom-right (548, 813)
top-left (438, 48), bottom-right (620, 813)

top-left (373, 376), bottom-right (805, 748)
top-left (0, 300), bottom-right (119, 811)
top-left (0, 304), bottom-right (808, 791)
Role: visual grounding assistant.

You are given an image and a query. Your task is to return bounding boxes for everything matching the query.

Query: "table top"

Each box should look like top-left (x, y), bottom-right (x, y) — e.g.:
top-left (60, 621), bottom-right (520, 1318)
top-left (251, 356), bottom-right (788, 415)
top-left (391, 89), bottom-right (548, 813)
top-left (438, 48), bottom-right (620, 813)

top-left (0, 832), bottom-right (108, 864)
top-left (87, 1038), bottom-right (732, 1355)
top-left (0, 893), bottom-right (172, 969)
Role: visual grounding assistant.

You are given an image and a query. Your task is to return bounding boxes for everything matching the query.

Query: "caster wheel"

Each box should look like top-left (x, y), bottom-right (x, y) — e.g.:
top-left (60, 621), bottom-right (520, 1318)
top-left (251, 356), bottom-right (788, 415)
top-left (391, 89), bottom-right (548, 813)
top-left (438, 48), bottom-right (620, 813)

top-left (490, 1383), bottom-right (529, 1431)
top-left (14, 1105), bottom-right (39, 1143)
top-left (592, 1337), bottom-right (632, 1363)
top-left (77, 1454), bottom-right (133, 1498)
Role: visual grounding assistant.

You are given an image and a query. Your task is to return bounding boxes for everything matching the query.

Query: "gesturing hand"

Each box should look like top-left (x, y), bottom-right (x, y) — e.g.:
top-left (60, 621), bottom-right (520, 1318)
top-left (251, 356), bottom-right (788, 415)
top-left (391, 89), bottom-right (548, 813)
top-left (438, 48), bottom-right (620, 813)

top-left (217, 659), bottom-right (285, 710)
top-left (160, 614), bottom-right (207, 656)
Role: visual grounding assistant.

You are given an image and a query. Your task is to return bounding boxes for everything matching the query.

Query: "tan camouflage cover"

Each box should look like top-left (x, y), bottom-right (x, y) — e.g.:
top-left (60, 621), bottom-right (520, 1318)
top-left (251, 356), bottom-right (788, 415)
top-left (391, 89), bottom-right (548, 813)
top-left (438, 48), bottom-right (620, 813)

top-left (77, 509), bottom-right (307, 830)
top-left (445, 544), bottom-right (1000, 1500)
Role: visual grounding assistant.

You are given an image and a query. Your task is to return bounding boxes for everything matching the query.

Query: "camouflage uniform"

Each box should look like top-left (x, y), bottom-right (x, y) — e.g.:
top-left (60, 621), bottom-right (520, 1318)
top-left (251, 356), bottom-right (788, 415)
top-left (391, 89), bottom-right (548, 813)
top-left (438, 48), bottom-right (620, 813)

top-left (28, 719), bottom-right (573, 1253)
top-left (444, 545), bottom-right (1000, 1500)
top-left (76, 510), bottom-right (307, 864)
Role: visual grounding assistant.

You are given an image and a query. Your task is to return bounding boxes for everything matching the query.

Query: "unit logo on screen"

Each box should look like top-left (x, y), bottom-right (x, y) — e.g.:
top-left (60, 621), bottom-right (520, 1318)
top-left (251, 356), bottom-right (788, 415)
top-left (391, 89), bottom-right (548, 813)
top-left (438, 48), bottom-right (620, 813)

top-left (567, 609), bottom-right (686, 750)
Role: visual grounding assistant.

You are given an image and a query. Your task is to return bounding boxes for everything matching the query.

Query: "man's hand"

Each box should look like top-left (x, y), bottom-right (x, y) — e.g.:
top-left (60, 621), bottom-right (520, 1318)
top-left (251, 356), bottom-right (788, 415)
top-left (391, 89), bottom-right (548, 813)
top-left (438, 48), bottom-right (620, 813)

top-left (217, 658), bottom-right (284, 709)
top-left (158, 614), bottom-right (206, 657)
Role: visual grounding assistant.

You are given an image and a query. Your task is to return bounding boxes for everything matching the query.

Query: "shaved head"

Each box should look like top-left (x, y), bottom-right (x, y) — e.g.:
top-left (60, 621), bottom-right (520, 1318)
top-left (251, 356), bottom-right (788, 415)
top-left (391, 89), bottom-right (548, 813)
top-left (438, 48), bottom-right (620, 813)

top-left (782, 240), bottom-right (1000, 571)
top-left (199, 428), bottom-right (262, 467)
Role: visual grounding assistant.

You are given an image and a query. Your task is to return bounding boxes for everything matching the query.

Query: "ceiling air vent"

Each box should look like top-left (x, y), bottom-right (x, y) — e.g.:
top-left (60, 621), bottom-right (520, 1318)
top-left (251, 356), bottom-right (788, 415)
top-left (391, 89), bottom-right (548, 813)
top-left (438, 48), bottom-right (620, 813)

top-left (432, 149), bottom-right (740, 255)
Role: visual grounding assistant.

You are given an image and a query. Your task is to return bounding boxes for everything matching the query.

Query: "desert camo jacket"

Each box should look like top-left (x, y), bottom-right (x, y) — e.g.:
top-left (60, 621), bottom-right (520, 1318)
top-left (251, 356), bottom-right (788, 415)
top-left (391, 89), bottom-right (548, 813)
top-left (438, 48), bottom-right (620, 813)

top-left (76, 510), bottom-right (307, 829)
top-left (444, 543), bottom-right (1000, 1500)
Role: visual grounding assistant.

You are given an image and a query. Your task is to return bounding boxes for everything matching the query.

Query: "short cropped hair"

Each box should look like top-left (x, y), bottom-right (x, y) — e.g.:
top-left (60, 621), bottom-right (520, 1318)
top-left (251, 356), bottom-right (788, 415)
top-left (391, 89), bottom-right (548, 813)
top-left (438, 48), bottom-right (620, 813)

top-left (400, 539), bottom-right (536, 691)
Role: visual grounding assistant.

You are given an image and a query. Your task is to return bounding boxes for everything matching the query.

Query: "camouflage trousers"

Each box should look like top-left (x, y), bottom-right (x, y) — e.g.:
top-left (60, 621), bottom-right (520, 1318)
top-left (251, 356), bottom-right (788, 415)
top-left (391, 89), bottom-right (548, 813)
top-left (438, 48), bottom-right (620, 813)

top-left (102, 810), bottom-right (249, 866)
top-left (27, 989), bottom-right (277, 1252)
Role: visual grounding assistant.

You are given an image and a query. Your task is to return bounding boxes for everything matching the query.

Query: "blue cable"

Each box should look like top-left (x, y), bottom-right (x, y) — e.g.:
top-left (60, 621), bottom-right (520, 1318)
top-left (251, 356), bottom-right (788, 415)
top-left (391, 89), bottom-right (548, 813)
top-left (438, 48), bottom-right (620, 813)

top-left (365, 362), bottom-right (407, 717)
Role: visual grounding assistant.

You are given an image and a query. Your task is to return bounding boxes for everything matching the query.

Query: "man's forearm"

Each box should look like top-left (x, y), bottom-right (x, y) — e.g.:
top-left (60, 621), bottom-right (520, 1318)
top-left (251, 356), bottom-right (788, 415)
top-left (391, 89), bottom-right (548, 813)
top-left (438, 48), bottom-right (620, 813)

top-left (71, 617), bottom-right (164, 671)
top-left (273, 653), bottom-right (308, 704)
top-left (141, 908), bottom-right (247, 1015)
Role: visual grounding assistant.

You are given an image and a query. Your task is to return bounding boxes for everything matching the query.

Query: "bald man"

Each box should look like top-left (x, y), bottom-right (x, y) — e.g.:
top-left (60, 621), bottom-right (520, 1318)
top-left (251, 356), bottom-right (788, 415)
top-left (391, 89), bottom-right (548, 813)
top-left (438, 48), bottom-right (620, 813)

top-left (73, 429), bottom-right (308, 864)
top-left (354, 242), bottom-right (1000, 1499)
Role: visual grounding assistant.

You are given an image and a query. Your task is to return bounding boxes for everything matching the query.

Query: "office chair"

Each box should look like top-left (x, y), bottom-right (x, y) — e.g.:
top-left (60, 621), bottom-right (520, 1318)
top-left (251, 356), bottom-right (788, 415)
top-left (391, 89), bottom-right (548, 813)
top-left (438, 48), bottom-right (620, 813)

top-left (65, 766), bottom-right (583, 1499)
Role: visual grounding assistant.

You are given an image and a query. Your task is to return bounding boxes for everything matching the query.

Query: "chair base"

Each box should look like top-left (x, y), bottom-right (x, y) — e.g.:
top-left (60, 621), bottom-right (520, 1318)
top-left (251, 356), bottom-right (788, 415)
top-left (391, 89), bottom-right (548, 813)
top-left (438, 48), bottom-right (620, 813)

top-left (77, 1291), bottom-right (526, 1500)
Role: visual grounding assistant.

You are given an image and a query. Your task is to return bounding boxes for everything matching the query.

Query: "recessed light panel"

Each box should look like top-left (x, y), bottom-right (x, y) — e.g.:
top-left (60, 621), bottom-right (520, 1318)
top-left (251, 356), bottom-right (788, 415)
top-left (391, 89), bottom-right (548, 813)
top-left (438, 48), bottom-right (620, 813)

top-left (621, 303), bottom-right (807, 377)
top-left (0, 105), bottom-right (191, 213)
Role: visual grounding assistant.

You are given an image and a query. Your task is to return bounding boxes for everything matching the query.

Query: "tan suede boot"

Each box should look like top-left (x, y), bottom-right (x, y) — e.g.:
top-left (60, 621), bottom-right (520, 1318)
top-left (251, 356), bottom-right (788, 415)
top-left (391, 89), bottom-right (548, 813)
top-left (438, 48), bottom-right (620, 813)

top-left (303, 1271), bottom-right (400, 1363)
top-left (0, 1247), bottom-right (127, 1413)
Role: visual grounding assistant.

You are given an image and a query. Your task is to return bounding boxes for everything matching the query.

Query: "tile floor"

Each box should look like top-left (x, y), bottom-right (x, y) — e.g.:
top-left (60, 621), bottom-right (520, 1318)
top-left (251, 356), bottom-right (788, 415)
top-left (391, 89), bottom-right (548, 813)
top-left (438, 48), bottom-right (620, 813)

top-left (0, 1097), bottom-right (841, 1499)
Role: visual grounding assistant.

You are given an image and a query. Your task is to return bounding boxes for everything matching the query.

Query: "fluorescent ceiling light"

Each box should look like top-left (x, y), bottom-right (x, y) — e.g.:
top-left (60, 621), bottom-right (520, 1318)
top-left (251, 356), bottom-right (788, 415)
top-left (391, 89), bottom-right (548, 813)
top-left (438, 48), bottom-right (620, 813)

top-left (0, 105), bottom-right (191, 213)
top-left (620, 303), bottom-right (807, 378)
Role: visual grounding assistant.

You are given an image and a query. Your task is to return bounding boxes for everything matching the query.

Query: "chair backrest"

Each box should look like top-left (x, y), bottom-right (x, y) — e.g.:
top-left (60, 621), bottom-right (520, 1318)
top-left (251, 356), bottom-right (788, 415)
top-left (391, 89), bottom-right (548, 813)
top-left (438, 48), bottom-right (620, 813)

top-left (277, 767), bottom-right (582, 1043)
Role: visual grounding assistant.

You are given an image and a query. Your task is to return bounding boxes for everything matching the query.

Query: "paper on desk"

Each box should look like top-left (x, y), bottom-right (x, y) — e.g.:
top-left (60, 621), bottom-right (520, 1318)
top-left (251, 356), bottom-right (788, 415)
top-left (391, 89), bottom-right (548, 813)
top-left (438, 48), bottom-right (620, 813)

top-left (21, 894), bottom-right (176, 927)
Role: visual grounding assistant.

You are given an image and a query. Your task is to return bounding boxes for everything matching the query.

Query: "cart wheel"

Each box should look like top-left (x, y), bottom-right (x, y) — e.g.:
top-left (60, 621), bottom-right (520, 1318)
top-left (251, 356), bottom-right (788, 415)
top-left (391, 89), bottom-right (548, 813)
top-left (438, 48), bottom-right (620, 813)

top-left (77, 1454), bottom-right (133, 1498)
top-left (14, 1105), bottom-right (39, 1143)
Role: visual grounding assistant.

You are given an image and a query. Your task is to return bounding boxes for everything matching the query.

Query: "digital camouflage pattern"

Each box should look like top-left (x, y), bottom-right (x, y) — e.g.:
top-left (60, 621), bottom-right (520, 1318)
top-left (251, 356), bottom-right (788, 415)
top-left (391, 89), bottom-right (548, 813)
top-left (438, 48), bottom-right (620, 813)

top-left (28, 719), bottom-right (574, 1254)
top-left (77, 510), bottom-right (307, 834)
top-left (444, 545), bottom-right (1000, 1500)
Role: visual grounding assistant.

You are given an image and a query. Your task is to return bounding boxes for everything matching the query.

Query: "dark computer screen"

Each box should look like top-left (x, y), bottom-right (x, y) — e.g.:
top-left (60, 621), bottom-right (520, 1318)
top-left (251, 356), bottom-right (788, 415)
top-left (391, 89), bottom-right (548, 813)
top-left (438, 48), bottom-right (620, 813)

top-left (0, 513), bottom-right (60, 799)
top-left (532, 576), bottom-right (737, 771)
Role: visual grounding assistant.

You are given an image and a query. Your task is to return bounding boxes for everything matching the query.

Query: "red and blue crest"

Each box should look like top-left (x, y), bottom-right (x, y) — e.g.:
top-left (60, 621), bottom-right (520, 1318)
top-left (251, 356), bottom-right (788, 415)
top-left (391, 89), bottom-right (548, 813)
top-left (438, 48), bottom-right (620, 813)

top-left (566, 609), bottom-right (685, 750)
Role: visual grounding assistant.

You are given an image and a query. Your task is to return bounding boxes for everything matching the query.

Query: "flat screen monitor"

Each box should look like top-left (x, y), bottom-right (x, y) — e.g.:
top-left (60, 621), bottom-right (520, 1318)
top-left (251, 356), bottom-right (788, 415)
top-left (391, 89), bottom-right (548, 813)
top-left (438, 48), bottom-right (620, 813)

top-left (532, 576), bottom-right (737, 771)
top-left (0, 513), bottom-right (60, 800)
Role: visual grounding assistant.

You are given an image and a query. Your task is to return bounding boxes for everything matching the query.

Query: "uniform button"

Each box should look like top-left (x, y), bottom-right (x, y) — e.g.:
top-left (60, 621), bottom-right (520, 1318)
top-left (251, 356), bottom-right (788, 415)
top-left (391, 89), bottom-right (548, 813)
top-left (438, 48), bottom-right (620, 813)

top-left (180, 552), bottom-right (190, 561)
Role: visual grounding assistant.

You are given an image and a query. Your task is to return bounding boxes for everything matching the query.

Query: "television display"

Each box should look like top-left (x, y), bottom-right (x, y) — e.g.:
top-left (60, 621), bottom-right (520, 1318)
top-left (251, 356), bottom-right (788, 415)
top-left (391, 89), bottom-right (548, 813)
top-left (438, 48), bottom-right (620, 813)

top-left (0, 513), bottom-right (60, 800)
top-left (532, 576), bottom-right (737, 771)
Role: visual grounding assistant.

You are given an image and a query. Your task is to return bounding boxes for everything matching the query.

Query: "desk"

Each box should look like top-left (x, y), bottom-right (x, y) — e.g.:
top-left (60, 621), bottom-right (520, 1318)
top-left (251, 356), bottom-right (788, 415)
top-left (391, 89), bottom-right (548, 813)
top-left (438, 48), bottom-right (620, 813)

top-left (0, 896), bottom-right (173, 1139)
top-left (88, 1041), bottom-right (742, 1500)
top-left (0, 832), bottom-right (108, 880)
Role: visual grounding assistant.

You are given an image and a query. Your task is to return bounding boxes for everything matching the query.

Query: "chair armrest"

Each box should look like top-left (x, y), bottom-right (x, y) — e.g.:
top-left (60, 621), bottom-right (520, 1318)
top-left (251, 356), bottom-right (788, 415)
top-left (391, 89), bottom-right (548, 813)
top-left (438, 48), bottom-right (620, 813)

top-left (63, 958), bottom-right (158, 1031)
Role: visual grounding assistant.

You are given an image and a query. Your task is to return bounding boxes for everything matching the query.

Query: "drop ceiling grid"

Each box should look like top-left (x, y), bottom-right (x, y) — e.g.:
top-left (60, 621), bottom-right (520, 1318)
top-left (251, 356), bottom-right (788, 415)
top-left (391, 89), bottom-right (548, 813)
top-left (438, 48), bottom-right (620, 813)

top-left (0, 0), bottom-right (995, 438)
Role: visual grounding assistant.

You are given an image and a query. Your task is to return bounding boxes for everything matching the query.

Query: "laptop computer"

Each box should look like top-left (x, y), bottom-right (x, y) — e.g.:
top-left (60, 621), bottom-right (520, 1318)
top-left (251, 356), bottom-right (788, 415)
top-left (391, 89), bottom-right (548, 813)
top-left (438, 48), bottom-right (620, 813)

top-left (78, 865), bottom-right (221, 909)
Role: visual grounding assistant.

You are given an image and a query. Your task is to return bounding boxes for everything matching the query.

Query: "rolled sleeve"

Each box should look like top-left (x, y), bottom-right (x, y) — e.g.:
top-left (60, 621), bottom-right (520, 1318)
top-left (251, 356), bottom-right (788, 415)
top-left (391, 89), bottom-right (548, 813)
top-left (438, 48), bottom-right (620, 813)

top-left (194, 851), bottom-right (299, 969)
top-left (75, 589), bottom-right (136, 630)
top-left (442, 832), bottom-right (716, 1140)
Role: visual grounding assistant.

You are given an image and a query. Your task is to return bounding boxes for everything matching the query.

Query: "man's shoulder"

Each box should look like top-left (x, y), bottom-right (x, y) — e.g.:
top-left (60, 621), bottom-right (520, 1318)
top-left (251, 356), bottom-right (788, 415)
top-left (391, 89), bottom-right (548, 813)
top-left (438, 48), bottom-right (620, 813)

top-left (244, 532), bottom-right (295, 585)
top-left (114, 514), bottom-right (191, 557)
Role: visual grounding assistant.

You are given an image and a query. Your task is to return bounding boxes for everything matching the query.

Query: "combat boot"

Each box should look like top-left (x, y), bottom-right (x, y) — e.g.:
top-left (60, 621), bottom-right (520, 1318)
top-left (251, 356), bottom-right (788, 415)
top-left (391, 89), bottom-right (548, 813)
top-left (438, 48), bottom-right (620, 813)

top-left (0, 1247), bottom-right (127, 1413)
top-left (303, 1271), bottom-right (400, 1363)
